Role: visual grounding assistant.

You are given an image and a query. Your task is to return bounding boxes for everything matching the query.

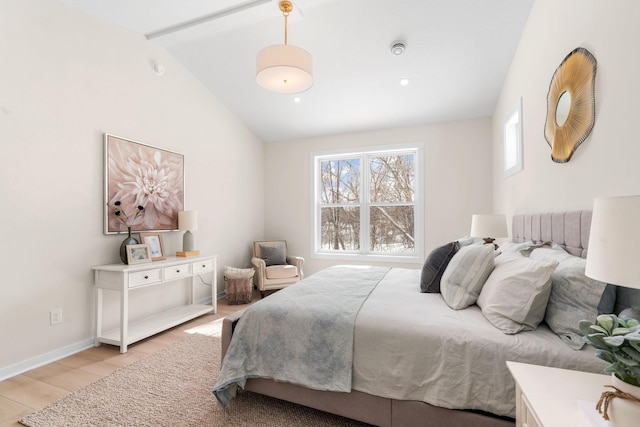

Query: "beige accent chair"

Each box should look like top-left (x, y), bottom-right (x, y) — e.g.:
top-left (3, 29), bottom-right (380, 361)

top-left (251, 240), bottom-right (304, 298)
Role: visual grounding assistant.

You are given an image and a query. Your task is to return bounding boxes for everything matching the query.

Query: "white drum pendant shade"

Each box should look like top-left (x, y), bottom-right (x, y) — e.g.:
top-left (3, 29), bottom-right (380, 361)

top-left (256, 44), bottom-right (313, 94)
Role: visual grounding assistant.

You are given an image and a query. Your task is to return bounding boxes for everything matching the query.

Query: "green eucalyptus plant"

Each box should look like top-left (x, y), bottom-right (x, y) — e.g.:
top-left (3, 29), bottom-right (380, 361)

top-left (579, 314), bottom-right (640, 387)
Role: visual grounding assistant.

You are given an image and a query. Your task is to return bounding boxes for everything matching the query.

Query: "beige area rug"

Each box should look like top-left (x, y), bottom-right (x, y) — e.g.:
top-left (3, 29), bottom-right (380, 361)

top-left (20, 333), bottom-right (370, 427)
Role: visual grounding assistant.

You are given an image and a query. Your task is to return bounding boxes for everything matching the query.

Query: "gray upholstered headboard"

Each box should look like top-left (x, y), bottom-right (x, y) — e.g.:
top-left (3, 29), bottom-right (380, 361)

top-left (511, 210), bottom-right (592, 258)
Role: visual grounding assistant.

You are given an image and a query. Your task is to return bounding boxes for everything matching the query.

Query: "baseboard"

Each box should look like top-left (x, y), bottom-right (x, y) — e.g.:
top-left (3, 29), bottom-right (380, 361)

top-left (0, 337), bottom-right (95, 382)
top-left (1, 299), bottom-right (222, 382)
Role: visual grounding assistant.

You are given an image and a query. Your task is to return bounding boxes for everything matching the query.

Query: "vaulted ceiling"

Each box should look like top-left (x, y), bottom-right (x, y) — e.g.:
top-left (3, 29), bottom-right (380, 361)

top-left (58, 0), bottom-right (534, 142)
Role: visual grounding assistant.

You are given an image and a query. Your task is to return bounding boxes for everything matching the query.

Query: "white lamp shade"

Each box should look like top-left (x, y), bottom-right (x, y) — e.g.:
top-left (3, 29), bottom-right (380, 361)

top-left (256, 44), bottom-right (313, 94)
top-left (470, 214), bottom-right (508, 238)
top-left (585, 195), bottom-right (640, 289)
top-left (178, 211), bottom-right (198, 231)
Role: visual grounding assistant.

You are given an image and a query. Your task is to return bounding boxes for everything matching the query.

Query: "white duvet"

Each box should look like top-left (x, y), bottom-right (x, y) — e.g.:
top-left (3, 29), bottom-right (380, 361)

top-left (352, 268), bottom-right (607, 418)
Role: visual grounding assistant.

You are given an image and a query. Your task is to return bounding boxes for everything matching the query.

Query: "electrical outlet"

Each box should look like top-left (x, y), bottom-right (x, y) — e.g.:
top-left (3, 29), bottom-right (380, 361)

top-left (50, 308), bottom-right (63, 325)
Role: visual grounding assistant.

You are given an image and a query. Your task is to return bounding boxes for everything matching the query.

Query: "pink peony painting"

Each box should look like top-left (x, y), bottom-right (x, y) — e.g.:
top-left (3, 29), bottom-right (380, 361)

top-left (104, 134), bottom-right (184, 234)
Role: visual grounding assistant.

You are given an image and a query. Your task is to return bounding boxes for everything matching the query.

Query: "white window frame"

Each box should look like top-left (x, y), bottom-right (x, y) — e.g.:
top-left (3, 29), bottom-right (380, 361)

top-left (310, 143), bottom-right (424, 263)
top-left (504, 97), bottom-right (524, 178)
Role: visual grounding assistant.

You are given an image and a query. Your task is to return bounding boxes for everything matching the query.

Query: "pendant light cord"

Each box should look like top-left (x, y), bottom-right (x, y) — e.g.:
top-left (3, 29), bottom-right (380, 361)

top-left (283, 8), bottom-right (289, 45)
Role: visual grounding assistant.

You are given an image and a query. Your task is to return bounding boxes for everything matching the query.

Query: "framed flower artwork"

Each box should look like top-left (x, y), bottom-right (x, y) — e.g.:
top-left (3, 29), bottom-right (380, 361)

top-left (104, 134), bottom-right (184, 234)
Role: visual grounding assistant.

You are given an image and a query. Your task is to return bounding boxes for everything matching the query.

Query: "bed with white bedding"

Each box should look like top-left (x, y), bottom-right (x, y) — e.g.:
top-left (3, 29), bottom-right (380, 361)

top-left (214, 211), bottom-right (628, 426)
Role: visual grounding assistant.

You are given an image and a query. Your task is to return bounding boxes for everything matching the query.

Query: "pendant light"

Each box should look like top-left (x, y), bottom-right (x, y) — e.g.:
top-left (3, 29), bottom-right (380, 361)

top-left (256, 1), bottom-right (313, 94)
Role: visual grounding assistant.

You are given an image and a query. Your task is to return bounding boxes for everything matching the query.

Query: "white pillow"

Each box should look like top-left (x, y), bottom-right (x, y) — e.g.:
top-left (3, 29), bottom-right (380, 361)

top-left (440, 244), bottom-right (495, 310)
top-left (477, 253), bottom-right (559, 334)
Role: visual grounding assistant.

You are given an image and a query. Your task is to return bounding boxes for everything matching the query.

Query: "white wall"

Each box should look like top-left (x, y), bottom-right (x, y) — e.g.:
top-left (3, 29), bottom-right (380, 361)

top-left (265, 119), bottom-right (493, 276)
top-left (493, 0), bottom-right (640, 221)
top-left (0, 0), bottom-right (264, 376)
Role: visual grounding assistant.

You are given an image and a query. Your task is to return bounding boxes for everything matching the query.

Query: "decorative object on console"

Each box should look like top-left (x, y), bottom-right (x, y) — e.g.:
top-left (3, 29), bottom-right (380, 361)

top-left (582, 195), bottom-right (640, 426)
top-left (108, 201), bottom-right (144, 263)
top-left (177, 210), bottom-right (199, 257)
top-left (470, 214), bottom-right (508, 245)
top-left (104, 134), bottom-right (184, 234)
top-left (256, 1), bottom-right (313, 94)
top-left (126, 243), bottom-right (152, 265)
top-left (119, 227), bottom-right (139, 264)
top-left (544, 47), bottom-right (597, 163)
top-left (139, 232), bottom-right (166, 261)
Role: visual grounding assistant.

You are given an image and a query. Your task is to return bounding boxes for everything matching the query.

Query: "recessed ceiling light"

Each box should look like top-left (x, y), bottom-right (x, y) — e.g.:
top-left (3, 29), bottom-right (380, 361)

top-left (293, 96), bottom-right (302, 103)
top-left (400, 78), bottom-right (410, 86)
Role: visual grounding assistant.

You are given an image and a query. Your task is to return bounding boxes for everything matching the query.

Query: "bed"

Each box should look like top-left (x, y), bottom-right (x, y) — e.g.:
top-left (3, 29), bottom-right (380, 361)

top-left (214, 211), bottom-right (619, 427)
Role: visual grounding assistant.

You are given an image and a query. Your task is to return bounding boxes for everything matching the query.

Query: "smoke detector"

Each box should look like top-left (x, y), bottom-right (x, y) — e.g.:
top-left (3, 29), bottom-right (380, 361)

top-left (390, 41), bottom-right (406, 55)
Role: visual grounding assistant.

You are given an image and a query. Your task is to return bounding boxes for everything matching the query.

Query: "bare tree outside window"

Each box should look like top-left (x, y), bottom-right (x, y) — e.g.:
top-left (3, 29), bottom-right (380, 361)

top-left (369, 154), bottom-right (415, 253)
top-left (317, 150), bottom-right (417, 256)
top-left (320, 158), bottom-right (360, 251)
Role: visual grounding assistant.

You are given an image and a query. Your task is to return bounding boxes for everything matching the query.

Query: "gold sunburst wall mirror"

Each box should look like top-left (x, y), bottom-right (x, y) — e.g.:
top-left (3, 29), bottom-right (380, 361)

top-left (544, 47), bottom-right (597, 163)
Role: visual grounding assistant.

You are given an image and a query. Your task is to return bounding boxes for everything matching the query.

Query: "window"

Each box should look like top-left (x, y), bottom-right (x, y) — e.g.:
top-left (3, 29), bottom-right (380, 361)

top-left (312, 145), bottom-right (423, 262)
top-left (504, 97), bottom-right (523, 178)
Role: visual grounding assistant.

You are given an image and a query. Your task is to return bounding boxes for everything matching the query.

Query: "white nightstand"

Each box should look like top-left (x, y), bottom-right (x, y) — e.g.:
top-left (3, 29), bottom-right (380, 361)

top-left (507, 361), bottom-right (610, 427)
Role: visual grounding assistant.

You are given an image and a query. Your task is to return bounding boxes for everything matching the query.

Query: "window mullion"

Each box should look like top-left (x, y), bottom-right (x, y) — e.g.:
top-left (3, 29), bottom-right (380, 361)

top-left (361, 153), bottom-right (369, 255)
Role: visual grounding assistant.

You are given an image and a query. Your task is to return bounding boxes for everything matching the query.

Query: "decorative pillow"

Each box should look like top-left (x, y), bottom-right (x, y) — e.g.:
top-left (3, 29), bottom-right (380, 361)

top-left (598, 284), bottom-right (617, 315)
top-left (440, 243), bottom-right (495, 310)
top-left (495, 241), bottom-right (534, 256)
top-left (259, 244), bottom-right (287, 266)
top-left (456, 236), bottom-right (482, 248)
top-left (615, 287), bottom-right (640, 315)
top-left (529, 247), bottom-right (607, 349)
top-left (420, 241), bottom-right (460, 293)
top-left (495, 240), bottom-right (556, 257)
top-left (477, 253), bottom-right (558, 334)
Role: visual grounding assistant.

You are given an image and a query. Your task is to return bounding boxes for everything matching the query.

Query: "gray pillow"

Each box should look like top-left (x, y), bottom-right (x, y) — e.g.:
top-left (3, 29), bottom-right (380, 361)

top-left (259, 244), bottom-right (287, 266)
top-left (477, 253), bottom-right (558, 334)
top-left (615, 287), bottom-right (640, 315)
top-left (598, 284), bottom-right (617, 315)
top-left (420, 241), bottom-right (460, 293)
top-left (440, 244), bottom-right (495, 310)
top-left (530, 247), bottom-right (607, 349)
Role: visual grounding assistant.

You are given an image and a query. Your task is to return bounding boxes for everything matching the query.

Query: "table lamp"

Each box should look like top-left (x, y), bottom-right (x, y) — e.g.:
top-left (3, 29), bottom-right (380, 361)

top-left (470, 214), bottom-right (508, 245)
top-left (585, 195), bottom-right (640, 318)
top-left (177, 210), bottom-right (199, 257)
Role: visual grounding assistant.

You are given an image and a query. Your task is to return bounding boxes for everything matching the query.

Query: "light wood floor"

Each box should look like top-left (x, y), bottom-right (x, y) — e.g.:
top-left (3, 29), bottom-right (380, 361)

top-left (0, 294), bottom-right (258, 427)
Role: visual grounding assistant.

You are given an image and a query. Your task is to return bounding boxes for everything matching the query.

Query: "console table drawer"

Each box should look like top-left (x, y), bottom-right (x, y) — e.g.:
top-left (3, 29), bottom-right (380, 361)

top-left (192, 259), bottom-right (214, 273)
top-left (128, 269), bottom-right (162, 287)
top-left (164, 263), bottom-right (191, 280)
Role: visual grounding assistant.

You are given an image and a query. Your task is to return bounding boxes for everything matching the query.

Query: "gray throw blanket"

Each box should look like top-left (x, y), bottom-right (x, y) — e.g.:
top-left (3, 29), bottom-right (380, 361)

top-left (213, 265), bottom-right (390, 405)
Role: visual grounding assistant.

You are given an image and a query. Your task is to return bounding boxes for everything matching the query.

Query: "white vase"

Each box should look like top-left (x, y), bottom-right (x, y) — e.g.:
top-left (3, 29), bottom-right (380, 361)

top-left (606, 374), bottom-right (640, 427)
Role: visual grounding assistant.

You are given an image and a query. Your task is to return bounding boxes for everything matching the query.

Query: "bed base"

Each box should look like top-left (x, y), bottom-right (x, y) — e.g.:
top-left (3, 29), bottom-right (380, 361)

top-left (222, 311), bottom-right (513, 427)
top-left (218, 210), bottom-right (593, 426)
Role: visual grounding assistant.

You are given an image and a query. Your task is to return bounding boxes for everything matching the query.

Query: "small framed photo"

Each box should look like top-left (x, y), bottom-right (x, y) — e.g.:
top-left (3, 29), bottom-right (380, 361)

top-left (139, 232), bottom-right (166, 261)
top-left (126, 244), bottom-right (152, 265)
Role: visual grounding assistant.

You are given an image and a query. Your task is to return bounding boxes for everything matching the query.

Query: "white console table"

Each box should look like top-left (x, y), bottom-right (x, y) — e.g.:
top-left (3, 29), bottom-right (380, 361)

top-left (93, 254), bottom-right (217, 353)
